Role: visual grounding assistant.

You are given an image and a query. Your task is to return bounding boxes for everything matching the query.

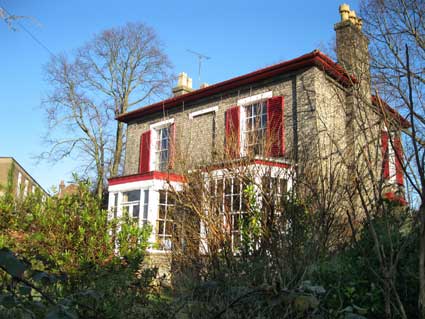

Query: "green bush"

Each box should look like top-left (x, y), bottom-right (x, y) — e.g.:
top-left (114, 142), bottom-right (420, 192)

top-left (0, 180), bottom-right (166, 318)
top-left (311, 206), bottom-right (418, 319)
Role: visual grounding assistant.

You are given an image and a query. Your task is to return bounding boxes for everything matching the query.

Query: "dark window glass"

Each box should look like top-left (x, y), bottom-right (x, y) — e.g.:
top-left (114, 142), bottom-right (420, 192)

top-left (132, 205), bottom-right (140, 218)
top-left (123, 190), bottom-right (140, 202)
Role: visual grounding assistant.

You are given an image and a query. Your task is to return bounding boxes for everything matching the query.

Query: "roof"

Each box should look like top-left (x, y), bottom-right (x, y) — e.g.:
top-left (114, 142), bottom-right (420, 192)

top-left (0, 157), bottom-right (49, 195)
top-left (117, 50), bottom-right (353, 123)
top-left (371, 95), bottom-right (411, 128)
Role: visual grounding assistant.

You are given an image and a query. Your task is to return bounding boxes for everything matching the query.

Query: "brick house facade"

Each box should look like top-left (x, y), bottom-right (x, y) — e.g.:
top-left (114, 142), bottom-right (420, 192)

top-left (0, 157), bottom-right (48, 199)
top-left (108, 5), bottom-right (407, 267)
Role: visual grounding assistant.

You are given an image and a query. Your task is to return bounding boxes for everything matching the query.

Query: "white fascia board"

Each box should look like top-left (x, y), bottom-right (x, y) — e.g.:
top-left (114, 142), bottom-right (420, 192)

top-left (146, 248), bottom-right (172, 254)
top-left (189, 106), bottom-right (218, 119)
top-left (108, 178), bottom-right (182, 193)
top-left (108, 180), bottom-right (157, 193)
top-left (150, 118), bottom-right (175, 129)
top-left (204, 163), bottom-right (293, 190)
top-left (237, 91), bottom-right (272, 106)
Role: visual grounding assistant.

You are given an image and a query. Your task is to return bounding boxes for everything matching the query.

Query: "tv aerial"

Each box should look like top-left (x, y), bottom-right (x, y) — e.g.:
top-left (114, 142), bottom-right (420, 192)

top-left (187, 49), bottom-right (211, 86)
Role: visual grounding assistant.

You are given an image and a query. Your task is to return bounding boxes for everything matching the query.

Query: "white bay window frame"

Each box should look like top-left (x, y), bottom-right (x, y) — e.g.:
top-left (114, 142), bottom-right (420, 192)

top-left (108, 178), bottom-right (182, 253)
top-left (202, 160), bottom-right (293, 252)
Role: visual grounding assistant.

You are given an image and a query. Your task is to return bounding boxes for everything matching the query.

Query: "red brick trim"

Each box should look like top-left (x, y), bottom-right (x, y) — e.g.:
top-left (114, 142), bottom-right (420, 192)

top-left (384, 192), bottom-right (407, 206)
top-left (109, 171), bottom-right (185, 186)
top-left (252, 159), bottom-right (291, 169)
top-left (200, 158), bottom-right (291, 172)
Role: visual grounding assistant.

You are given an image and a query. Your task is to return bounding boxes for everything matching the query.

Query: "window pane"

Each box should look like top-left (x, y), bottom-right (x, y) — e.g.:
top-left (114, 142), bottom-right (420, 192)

top-left (280, 179), bottom-right (287, 193)
top-left (123, 190), bottom-right (140, 202)
top-left (160, 150), bottom-right (169, 162)
top-left (132, 205), bottom-right (140, 218)
top-left (165, 221), bottom-right (173, 235)
top-left (114, 193), bottom-right (118, 206)
top-left (159, 190), bottom-right (166, 204)
top-left (224, 179), bottom-right (231, 196)
top-left (159, 205), bottom-right (166, 219)
top-left (158, 221), bottom-right (164, 234)
top-left (233, 180), bottom-right (240, 194)
top-left (168, 193), bottom-right (176, 205)
top-left (232, 215), bottom-right (239, 230)
top-left (233, 195), bottom-right (240, 211)
top-left (161, 137), bottom-right (169, 150)
top-left (233, 233), bottom-right (241, 248)
top-left (162, 127), bottom-right (169, 139)
top-left (209, 180), bottom-right (215, 195)
top-left (143, 205), bottom-right (148, 220)
top-left (217, 179), bottom-right (223, 193)
top-left (262, 112), bottom-right (267, 127)
top-left (242, 195), bottom-right (248, 211)
top-left (224, 196), bottom-right (231, 212)
top-left (262, 177), bottom-right (270, 191)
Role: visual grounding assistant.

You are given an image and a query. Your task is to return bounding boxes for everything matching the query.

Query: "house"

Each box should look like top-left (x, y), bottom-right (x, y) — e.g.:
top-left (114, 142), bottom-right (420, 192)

top-left (108, 4), bottom-right (407, 268)
top-left (57, 180), bottom-right (80, 198)
top-left (0, 157), bottom-right (48, 199)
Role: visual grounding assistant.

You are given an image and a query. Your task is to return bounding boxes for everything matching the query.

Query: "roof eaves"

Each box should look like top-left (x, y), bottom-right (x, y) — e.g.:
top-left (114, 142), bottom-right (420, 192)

top-left (117, 50), bottom-right (353, 123)
top-left (371, 95), bottom-right (411, 128)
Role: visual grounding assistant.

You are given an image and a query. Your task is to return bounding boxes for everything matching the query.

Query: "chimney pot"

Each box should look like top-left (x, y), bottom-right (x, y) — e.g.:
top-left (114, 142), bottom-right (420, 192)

top-left (177, 72), bottom-right (188, 87)
top-left (339, 4), bottom-right (350, 21)
top-left (349, 10), bottom-right (357, 24)
top-left (356, 17), bottom-right (363, 30)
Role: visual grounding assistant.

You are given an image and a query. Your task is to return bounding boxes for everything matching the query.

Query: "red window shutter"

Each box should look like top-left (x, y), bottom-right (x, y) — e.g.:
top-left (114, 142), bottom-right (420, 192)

top-left (381, 131), bottom-right (389, 179)
top-left (225, 106), bottom-right (240, 158)
top-left (267, 96), bottom-right (285, 157)
top-left (169, 123), bottom-right (176, 169)
top-left (139, 130), bottom-right (151, 174)
top-left (394, 136), bottom-right (404, 185)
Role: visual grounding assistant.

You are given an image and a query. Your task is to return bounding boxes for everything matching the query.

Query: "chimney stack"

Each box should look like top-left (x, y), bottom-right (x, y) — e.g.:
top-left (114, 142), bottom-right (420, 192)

top-left (172, 72), bottom-right (193, 96)
top-left (334, 3), bottom-right (370, 93)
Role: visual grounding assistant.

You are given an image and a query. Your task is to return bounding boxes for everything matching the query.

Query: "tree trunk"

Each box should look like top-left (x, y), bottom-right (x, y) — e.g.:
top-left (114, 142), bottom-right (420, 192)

top-left (111, 121), bottom-right (124, 177)
top-left (96, 177), bottom-right (103, 200)
top-left (419, 204), bottom-right (425, 318)
top-left (383, 276), bottom-right (392, 319)
top-left (95, 159), bottom-right (104, 200)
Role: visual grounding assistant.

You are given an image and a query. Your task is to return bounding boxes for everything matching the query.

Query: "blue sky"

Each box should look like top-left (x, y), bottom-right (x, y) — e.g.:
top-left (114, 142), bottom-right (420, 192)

top-left (0, 0), bottom-right (359, 192)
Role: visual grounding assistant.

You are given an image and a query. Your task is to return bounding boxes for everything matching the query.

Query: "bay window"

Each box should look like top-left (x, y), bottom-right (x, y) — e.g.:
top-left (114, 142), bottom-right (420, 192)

top-left (122, 190), bottom-right (140, 222)
top-left (210, 177), bottom-right (248, 250)
top-left (157, 190), bottom-right (175, 250)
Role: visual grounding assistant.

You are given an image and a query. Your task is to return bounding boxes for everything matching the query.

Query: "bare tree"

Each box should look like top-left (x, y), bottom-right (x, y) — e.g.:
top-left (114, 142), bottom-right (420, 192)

top-left (42, 22), bottom-right (173, 198)
top-left (360, 0), bottom-right (425, 315)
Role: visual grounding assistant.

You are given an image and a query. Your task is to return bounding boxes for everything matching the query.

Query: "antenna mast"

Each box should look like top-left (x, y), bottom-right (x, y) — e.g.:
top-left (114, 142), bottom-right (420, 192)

top-left (187, 49), bottom-right (211, 85)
